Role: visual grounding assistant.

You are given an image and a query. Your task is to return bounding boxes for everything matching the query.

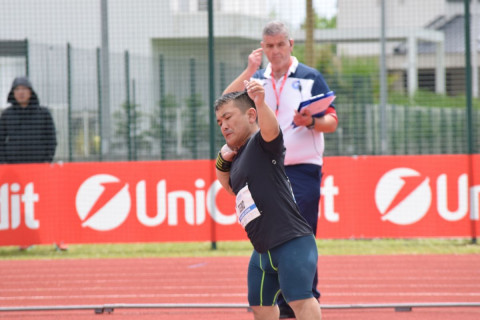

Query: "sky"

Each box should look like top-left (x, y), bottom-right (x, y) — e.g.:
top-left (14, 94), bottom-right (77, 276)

top-left (269, 0), bottom-right (337, 27)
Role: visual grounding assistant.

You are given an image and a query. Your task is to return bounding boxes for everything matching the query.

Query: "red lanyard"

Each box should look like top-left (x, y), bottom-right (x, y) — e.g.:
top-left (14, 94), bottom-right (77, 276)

top-left (271, 61), bottom-right (292, 116)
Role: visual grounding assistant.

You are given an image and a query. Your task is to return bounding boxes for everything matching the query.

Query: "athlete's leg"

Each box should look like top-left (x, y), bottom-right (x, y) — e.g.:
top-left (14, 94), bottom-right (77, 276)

top-left (273, 235), bottom-right (319, 319)
top-left (248, 250), bottom-right (282, 320)
top-left (289, 297), bottom-right (322, 320)
top-left (250, 306), bottom-right (280, 320)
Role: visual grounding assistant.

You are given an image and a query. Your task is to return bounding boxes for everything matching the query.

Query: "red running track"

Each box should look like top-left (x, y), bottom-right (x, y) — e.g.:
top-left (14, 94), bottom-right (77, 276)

top-left (0, 254), bottom-right (479, 319)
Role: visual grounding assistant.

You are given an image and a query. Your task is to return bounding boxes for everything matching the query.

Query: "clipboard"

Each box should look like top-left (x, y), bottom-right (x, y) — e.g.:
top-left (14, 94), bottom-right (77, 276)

top-left (297, 91), bottom-right (336, 117)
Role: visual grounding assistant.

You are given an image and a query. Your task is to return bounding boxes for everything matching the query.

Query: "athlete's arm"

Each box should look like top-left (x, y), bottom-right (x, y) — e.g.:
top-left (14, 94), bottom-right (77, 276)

top-left (216, 170), bottom-right (234, 195)
top-left (215, 144), bottom-right (236, 196)
top-left (244, 80), bottom-right (279, 142)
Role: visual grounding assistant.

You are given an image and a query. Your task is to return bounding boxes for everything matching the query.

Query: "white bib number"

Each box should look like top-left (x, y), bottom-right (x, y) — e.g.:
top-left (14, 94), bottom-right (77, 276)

top-left (235, 184), bottom-right (261, 228)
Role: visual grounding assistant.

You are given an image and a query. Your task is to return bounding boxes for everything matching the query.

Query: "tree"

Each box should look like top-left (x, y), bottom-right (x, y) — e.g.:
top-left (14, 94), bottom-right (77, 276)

top-left (148, 94), bottom-right (178, 159)
top-left (111, 101), bottom-right (151, 159)
top-left (305, 0), bottom-right (315, 67)
top-left (184, 93), bottom-right (208, 159)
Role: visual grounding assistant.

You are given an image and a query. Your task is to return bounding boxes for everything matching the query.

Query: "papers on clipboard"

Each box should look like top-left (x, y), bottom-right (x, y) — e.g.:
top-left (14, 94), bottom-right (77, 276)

top-left (297, 91), bottom-right (336, 117)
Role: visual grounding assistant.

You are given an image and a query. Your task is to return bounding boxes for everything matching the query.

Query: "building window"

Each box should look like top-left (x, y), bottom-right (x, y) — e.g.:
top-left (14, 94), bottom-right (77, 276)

top-left (198, 0), bottom-right (208, 11)
top-left (198, 0), bottom-right (220, 12)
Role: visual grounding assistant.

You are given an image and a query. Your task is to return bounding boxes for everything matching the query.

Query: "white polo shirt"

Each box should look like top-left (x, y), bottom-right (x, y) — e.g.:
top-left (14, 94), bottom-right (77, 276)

top-left (252, 57), bottom-right (336, 166)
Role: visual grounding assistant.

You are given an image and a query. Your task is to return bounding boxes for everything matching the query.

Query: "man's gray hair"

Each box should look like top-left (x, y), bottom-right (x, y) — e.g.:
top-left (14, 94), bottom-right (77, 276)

top-left (262, 21), bottom-right (290, 39)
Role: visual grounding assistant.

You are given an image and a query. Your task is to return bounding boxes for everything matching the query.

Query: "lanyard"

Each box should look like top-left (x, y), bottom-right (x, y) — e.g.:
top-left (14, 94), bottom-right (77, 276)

top-left (271, 61), bottom-right (292, 116)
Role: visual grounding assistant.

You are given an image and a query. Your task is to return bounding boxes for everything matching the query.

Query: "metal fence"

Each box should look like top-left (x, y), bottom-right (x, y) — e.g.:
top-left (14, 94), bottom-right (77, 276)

top-left (0, 0), bottom-right (479, 163)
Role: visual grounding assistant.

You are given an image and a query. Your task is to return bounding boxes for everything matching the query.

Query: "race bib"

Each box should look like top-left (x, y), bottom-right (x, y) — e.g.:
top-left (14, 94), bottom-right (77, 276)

top-left (235, 184), bottom-right (261, 228)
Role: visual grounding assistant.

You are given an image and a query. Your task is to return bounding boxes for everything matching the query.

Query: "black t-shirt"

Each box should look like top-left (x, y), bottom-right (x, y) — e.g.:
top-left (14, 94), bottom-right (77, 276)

top-left (229, 130), bottom-right (313, 253)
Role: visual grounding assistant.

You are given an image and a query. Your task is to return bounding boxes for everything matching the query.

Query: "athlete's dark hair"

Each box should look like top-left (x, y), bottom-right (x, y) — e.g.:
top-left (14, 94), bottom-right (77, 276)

top-left (214, 91), bottom-right (256, 113)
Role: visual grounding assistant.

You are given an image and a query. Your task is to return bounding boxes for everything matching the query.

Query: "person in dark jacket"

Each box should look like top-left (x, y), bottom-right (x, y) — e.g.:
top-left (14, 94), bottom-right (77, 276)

top-left (0, 76), bottom-right (57, 163)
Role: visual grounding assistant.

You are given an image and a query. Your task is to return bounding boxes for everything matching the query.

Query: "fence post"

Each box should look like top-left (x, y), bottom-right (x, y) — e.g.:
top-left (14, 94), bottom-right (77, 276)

top-left (132, 78), bottom-right (137, 161)
top-left (371, 105), bottom-right (377, 155)
top-left (219, 62), bottom-right (226, 93)
top-left (404, 105), bottom-right (408, 154)
top-left (100, 0), bottom-right (111, 158)
top-left (208, 0), bottom-right (217, 250)
top-left (428, 109), bottom-right (434, 154)
top-left (391, 105), bottom-right (396, 155)
top-left (416, 109), bottom-right (422, 154)
top-left (464, 0), bottom-right (477, 244)
top-left (67, 42), bottom-right (73, 162)
top-left (24, 39), bottom-right (29, 77)
top-left (125, 50), bottom-right (132, 161)
top-left (189, 58), bottom-right (198, 159)
top-left (159, 54), bottom-right (166, 160)
top-left (96, 48), bottom-right (103, 161)
top-left (379, 0), bottom-right (388, 154)
top-left (440, 108), bottom-right (448, 154)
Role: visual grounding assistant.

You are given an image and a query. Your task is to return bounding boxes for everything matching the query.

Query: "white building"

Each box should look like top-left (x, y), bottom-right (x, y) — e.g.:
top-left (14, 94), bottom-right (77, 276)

top-left (0, 0), bottom-right (307, 160)
top-left (336, 0), bottom-right (479, 96)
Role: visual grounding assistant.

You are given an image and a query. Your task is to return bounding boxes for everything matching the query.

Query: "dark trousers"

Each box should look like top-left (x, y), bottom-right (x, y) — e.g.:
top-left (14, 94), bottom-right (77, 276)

top-left (278, 164), bottom-right (322, 307)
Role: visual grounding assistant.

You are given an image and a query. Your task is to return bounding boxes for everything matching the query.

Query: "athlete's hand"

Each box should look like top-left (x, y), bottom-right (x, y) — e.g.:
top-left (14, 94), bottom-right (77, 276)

top-left (220, 144), bottom-right (237, 162)
top-left (244, 80), bottom-right (265, 106)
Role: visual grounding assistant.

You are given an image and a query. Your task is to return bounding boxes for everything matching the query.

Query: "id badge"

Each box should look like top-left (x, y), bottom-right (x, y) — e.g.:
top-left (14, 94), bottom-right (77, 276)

top-left (235, 184), bottom-right (261, 228)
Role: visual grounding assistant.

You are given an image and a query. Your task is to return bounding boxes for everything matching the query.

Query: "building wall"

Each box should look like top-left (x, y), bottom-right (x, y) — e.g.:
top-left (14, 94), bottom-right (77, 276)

top-left (337, 0), bottom-right (446, 56)
top-left (0, 0), bottom-right (269, 54)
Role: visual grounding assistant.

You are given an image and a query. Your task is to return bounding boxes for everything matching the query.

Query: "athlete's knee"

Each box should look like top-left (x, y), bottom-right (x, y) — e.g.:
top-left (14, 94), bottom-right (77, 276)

top-left (289, 297), bottom-right (322, 320)
top-left (250, 305), bottom-right (279, 320)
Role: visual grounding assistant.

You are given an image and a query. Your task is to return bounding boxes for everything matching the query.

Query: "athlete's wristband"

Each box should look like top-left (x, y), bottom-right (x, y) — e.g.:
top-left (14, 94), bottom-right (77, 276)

top-left (216, 151), bottom-right (232, 172)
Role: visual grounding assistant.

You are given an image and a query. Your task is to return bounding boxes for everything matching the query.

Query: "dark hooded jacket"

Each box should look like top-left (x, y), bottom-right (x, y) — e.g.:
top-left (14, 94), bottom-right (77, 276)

top-left (0, 77), bottom-right (57, 163)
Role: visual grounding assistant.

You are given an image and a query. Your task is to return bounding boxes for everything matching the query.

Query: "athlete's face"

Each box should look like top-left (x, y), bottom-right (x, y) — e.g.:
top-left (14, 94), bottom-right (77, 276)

top-left (216, 101), bottom-right (256, 151)
top-left (261, 33), bottom-right (293, 70)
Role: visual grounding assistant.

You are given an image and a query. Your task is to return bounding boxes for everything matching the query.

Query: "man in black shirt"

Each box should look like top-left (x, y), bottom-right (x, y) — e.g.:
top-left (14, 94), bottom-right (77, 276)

top-left (215, 80), bottom-right (321, 320)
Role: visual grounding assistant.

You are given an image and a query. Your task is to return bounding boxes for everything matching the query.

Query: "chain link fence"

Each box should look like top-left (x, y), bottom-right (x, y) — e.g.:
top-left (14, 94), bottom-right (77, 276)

top-left (0, 0), bottom-right (478, 163)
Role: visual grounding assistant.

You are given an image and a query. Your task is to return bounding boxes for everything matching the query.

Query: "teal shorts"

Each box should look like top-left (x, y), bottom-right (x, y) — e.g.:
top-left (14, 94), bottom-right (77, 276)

top-left (247, 235), bottom-right (318, 306)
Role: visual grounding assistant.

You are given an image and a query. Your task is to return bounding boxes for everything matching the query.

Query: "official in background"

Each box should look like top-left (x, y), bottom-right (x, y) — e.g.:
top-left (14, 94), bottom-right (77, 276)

top-left (0, 76), bottom-right (57, 163)
top-left (223, 21), bottom-right (338, 318)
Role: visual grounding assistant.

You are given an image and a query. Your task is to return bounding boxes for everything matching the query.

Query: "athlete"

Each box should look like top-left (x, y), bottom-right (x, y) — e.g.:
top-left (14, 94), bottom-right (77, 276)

top-left (223, 21), bottom-right (338, 318)
top-left (215, 80), bottom-right (322, 320)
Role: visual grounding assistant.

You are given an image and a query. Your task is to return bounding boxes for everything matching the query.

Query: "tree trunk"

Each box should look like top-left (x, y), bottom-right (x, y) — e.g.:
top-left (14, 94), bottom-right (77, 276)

top-left (305, 0), bottom-right (315, 67)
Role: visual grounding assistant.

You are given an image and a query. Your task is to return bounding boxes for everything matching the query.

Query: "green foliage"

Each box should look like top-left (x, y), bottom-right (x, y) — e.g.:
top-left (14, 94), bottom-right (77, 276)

top-left (389, 90), bottom-right (480, 108)
top-left (316, 15), bottom-right (337, 29)
top-left (292, 45), bottom-right (305, 63)
top-left (184, 93), bottom-right (208, 158)
top-left (148, 94), bottom-right (179, 159)
top-left (148, 93), bottom-right (210, 159)
top-left (300, 11), bottom-right (337, 29)
top-left (185, 93), bottom-right (204, 109)
top-left (111, 101), bottom-right (151, 156)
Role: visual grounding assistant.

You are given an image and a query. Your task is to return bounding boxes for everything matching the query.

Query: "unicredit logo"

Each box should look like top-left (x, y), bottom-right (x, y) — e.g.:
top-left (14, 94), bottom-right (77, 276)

top-left (75, 174), bottom-right (131, 231)
top-left (375, 168), bottom-right (431, 225)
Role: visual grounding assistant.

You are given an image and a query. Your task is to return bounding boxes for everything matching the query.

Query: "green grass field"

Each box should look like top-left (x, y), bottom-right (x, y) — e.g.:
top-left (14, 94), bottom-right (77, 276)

top-left (0, 238), bottom-right (479, 260)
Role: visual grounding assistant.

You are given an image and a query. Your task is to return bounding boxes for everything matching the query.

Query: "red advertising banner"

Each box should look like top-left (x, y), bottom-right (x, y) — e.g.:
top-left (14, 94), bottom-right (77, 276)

top-left (0, 155), bottom-right (479, 246)
top-left (318, 154), bottom-right (480, 239)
